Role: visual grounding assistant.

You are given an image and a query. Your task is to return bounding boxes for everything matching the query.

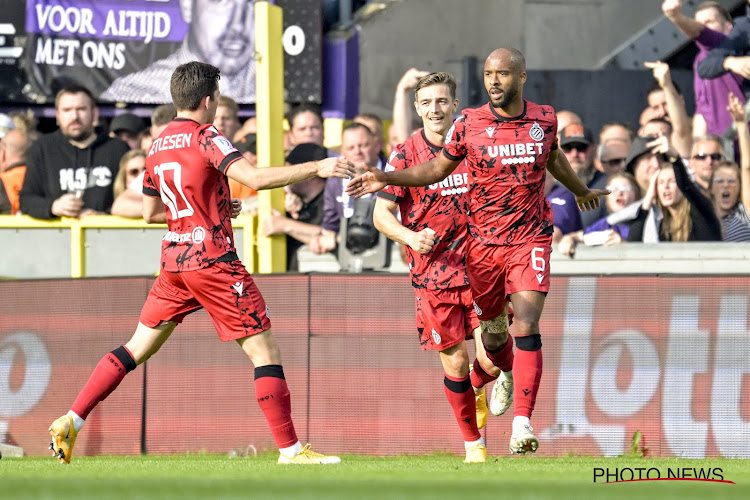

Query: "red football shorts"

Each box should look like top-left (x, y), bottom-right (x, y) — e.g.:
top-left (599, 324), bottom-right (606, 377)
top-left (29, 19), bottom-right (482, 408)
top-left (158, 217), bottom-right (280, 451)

top-left (414, 285), bottom-right (480, 351)
top-left (466, 234), bottom-right (552, 321)
top-left (139, 260), bottom-right (271, 342)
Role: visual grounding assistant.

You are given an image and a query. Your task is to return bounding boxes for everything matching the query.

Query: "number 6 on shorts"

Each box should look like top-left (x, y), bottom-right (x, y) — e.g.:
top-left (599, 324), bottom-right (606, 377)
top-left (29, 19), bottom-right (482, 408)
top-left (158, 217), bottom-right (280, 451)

top-left (531, 247), bottom-right (546, 272)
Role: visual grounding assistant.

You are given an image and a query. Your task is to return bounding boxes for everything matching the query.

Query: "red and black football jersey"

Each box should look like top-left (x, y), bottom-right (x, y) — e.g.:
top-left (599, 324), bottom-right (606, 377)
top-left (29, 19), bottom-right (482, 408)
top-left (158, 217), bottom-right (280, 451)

top-left (379, 129), bottom-right (470, 290)
top-left (443, 101), bottom-right (557, 246)
top-left (143, 118), bottom-right (243, 272)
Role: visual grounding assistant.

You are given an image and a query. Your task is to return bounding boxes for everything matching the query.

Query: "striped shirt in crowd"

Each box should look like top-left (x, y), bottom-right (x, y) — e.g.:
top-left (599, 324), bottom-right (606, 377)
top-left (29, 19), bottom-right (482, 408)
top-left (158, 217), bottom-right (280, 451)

top-left (722, 203), bottom-right (750, 242)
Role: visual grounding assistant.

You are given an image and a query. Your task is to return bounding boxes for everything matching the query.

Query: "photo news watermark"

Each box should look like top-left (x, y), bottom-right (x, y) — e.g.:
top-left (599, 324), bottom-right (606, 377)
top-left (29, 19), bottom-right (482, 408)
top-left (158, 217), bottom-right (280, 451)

top-left (593, 467), bottom-right (735, 484)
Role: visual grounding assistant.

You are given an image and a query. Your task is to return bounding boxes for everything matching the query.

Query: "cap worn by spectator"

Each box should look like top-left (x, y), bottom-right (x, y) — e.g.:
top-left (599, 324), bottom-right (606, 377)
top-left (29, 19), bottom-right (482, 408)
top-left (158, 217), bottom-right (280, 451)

top-left (234, 133), bottom-right (256, 155)
top-left (110, 113), bottom-right (145, 135)
top-left (0, 113), bottom-right (15, 139)
top-left (286, 142), bottom-right (328, 165)
top-left (559, 123), bottom-right (593, 148)
top-left (625, 136), bottom-right (656, 174)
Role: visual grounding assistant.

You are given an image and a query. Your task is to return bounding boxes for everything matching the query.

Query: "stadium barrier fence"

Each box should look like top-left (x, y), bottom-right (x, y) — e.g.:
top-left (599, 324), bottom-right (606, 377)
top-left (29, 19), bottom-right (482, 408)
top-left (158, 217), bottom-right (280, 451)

top-left (0, 215), bottom-right (258, 278)
top-left (1, 274), bottom-right (748, 458)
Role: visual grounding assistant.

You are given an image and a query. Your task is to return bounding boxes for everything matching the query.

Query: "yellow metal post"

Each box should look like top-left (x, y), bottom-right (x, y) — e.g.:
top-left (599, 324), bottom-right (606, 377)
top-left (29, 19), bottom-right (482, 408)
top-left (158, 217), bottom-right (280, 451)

top-left (68, 217), bottom-right (83, 278)
top-left (238, 214), bottom-right (257, 273)
top-left (254, 2), bottom-right (286, 273)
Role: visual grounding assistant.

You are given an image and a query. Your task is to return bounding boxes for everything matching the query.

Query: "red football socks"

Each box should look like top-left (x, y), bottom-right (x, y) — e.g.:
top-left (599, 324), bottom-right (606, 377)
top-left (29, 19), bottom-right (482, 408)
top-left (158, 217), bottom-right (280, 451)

top-left (443, 373), bottom-right (481, 442)
top-left (513, 348), bottom-right (543, 418)
top-left (254, 365), bottom-right (298, 448)
top-left (71, 346), bottom-right (136, 420)
top-left (470, 358), bottom-right (498, 389)
top-left (483, 334), bottom-right (514, 372)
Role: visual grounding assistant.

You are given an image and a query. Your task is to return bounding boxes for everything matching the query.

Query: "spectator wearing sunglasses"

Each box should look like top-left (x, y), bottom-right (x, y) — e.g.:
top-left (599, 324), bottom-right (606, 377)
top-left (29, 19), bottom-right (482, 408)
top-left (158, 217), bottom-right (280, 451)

top-left (112, 150), bottom-right (146, 199)
top-left (595, 140), bottom-right (630, 177)
top-left (111, 150), bottom-right (146, 218)
top-left (689, 134), bottom-right (726, 196)
top-left (710, 92), bottom-right (750, 241)
top-left (559, 123), bottom-right (601, 188)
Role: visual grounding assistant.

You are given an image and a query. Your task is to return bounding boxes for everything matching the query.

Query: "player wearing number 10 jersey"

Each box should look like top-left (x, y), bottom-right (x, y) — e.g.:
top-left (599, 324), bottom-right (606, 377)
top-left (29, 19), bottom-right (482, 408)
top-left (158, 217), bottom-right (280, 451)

top-left (143, 117), bottom-right (241, 272)
top-left (48, 61), bottom-right (353, 465)
top-left (346, 48), bottom-right (608, 455)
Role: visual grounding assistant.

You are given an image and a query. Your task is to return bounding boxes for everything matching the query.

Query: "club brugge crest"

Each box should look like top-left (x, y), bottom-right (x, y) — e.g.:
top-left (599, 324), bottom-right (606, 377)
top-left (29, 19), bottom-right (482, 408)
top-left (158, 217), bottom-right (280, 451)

top-left (431, 328), bottom-right (442, 345)
top-left (529, 122), bottom-right (544, 141)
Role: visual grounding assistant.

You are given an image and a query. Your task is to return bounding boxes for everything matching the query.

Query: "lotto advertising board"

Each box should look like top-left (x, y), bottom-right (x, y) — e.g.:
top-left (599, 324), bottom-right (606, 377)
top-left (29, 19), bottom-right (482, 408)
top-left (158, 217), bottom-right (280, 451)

top-left (0, 0), bottom-right (321, 105)
top-left (0, 275), bottom-right (748, 457)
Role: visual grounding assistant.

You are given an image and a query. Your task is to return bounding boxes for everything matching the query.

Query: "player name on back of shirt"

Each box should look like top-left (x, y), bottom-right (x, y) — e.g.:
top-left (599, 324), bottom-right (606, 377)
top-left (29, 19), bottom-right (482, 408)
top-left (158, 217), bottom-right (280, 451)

top-left (149, 133), bottom-right (193, 155)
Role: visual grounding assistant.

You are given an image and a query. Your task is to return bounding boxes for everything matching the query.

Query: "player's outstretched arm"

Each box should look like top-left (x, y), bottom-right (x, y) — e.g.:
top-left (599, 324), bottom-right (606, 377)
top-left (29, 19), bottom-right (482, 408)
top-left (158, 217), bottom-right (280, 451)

top-left (373, 198), bottom-right (436, 254)
top-left (226, 157), bottom-right (356, 191)
top-left (347, 155), bottom-right (460, 198)
top-left (142, 195), bottom-right (166, 223)
top-left (546, 150), bottom-right (609, 212)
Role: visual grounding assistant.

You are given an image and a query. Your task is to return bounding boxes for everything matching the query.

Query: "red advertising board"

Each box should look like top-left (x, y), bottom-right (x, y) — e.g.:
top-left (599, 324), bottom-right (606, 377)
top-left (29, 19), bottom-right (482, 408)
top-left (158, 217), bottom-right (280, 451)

top-left (1, 276), bottom-right (748, 457)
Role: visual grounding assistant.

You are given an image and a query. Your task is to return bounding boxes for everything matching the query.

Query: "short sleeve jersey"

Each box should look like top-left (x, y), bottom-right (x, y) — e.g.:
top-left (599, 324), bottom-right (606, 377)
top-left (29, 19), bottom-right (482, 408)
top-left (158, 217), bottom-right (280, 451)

top-left (143, 118), bottom-right (243, 272)
top-left (379, 130), bottom-right (470, 290)
top-left (443, 101), bottom-right (557, 246)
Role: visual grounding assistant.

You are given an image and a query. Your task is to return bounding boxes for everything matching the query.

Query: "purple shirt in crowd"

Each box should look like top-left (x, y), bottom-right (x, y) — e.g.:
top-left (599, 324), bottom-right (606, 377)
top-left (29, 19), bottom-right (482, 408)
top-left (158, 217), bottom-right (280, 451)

top-left (547, 183), bottom-right (583, 236)
top-left (584, 216), bottom-right (631, 240)
top-left (694, 27), bottom-right (746, 136)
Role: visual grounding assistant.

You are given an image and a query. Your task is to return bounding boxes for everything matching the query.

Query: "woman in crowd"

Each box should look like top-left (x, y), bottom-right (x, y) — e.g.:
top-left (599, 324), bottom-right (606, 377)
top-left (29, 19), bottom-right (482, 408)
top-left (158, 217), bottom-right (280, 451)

top-left (711, 162), bottom-right (750, 241)
top-left (709, 93), bottom-right (750, 241)
top-left (628, 136), bottom-right (722, 242)
top-left (110, 150), bottom-right (146, 217)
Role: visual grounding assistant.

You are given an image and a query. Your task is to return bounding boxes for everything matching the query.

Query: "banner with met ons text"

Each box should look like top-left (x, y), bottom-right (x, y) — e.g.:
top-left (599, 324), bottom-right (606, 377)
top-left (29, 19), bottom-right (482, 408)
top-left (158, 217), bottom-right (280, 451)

top-left (0, 0), bottom-right (321, 105)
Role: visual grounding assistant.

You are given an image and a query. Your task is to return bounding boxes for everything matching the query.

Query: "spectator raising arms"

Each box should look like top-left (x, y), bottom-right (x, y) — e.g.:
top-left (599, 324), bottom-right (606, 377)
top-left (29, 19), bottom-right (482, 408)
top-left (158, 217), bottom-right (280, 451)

top-left (711, 92), bottom-right (750, 241)
top-left (662, 0), bottom-right (742, 139)
top-left (628, 135), bottom-right (722, 242)
top-left (643, 60), bottom-right (693, 159)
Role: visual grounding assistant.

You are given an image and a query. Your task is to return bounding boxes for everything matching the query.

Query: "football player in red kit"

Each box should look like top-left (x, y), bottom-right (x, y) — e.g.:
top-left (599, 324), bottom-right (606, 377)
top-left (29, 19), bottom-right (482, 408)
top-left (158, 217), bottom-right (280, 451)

top-left (49, 61), bottom-right (354, 465)
top-left (347, 48), bottom-right (608, 454)
top-left (373, 71), bottom-right (507, 463)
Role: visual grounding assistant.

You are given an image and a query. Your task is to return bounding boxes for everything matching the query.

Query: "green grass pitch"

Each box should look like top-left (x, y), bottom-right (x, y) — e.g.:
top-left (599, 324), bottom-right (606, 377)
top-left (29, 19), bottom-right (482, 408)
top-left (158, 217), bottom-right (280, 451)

top-left (0, 454), bottom-right (748, 499)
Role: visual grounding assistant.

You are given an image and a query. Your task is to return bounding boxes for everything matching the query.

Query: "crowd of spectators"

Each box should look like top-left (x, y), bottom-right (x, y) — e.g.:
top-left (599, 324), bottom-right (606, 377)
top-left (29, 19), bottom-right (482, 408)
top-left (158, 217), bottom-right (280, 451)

top-left (1, 0), bottom-right (749, 272)
top-left (554, 0), bottom-right (750, 256)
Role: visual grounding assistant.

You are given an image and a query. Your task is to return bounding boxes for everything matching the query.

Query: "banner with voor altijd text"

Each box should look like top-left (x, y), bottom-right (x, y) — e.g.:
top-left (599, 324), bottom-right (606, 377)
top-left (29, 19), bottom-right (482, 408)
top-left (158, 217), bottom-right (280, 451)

top-left (0, 0), bottom-right (321, 105)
